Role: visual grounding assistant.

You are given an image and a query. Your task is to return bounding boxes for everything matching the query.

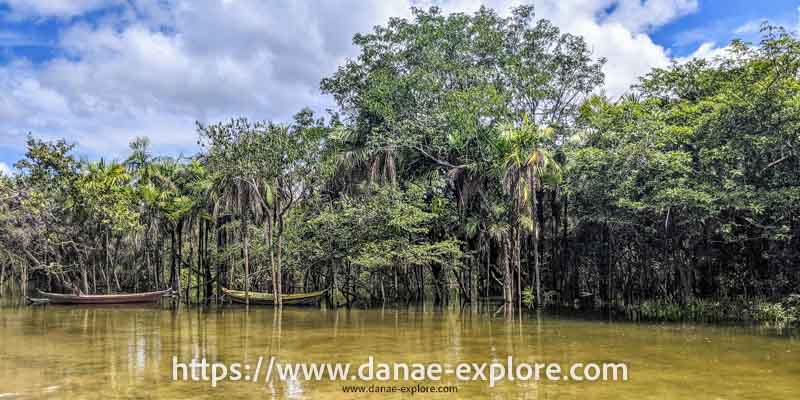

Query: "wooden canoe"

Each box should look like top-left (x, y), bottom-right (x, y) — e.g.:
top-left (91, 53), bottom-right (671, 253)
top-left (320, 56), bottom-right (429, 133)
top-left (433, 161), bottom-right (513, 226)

top-left (26, 297), bottom-right (51, 305)
top-left (222, 288), bottom-right (327, 305)
top-left (35, 289), bottom-right (170, 304)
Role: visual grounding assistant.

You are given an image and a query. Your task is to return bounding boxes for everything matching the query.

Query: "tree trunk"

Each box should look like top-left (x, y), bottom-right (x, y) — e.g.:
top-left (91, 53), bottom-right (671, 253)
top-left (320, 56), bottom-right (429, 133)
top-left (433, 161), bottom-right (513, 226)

top-left (516, 226), bottom-right (522, 311)
top-left (177, 220), bottom-right (183, 296)
top-left (562, 193), bottom-right (571, 302)
top-left (530, 175), bottom-right (542, 307)
top-left (273, 181), bottom-right (283, 307)
top-left (216, 215), bottom-right (228, 300)
top-left (240, 185), bottom-right (250, 306)
top-left (277, 215), bottom-right (284, 306)
top-left (188, 219), bottom-right (196, 304)
top-left (104, 230), bottom-right (111, 293)
top-left (204, 219), bottom-right (212, 304)
top-left (170, 228), bottom-right (176, 290)
top-left (22, 263), bottom-right (27, 298)
top-left (414, 264), bottom-right (423, 302)
top-left (485, 237), bottom-right (490, 299)
top-left (81, 265), bottom-right (89, 294)
top-left (266, 209), bottom-right (278, 306)
top-left (502, 236), bottom-right (513, 306)
top-left (154, 233), bottom-right (161, 290)
top-left (552, 186), bottom-right (561, 298)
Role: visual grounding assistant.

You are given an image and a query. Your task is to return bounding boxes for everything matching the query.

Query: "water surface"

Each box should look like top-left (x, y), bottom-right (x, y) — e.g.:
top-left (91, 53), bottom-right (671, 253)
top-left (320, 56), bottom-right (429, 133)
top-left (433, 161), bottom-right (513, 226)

top-left (0, 304), bottom-right (797, 399)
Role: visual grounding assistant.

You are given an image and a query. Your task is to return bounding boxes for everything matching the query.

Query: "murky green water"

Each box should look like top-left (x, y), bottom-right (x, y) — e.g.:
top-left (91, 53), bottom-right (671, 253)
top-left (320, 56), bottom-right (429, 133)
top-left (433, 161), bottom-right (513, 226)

top-left (0, 304), bottom-right (797, 399)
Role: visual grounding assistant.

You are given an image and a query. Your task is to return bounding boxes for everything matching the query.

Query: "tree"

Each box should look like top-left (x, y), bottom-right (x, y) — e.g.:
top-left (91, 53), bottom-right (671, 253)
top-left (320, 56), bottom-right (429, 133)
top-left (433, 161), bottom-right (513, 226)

top-left (200, 110), bottom-right (325, 306)
top-left (569, 26), bottom-right (800, 305)
top-left (497, 115), bottom-right (561, 307)
top-left (321, 5), bottom-right (603, 304)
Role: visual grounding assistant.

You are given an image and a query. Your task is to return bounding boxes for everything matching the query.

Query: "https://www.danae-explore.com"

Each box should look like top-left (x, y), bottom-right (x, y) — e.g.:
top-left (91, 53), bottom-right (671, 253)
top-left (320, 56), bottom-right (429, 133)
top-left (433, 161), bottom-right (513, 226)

top-left (172, 356), bottom-right (629, 388)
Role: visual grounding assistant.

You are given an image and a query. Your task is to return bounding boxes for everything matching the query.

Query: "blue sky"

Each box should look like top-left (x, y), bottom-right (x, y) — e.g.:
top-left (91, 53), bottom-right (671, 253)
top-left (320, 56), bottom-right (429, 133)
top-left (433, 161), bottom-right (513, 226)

top-left (650, 0), bottom-right (799, 56)
top-left (1, 0), bottom-right (799, 175)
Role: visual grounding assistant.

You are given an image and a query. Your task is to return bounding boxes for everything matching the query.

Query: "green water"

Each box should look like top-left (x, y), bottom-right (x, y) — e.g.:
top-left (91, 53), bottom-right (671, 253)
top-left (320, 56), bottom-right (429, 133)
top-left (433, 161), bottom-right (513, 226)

top-left (0, 304), bottom-right (797, 399)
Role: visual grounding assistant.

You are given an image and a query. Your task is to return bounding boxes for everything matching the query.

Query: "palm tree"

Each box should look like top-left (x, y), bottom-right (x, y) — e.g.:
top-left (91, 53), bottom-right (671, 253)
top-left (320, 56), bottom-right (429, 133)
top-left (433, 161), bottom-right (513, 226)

top-left (328, 126), bottom-right (397, 192)
top-left (497, 115), bottom-right (561, 307)
top-left (484, 202), bottom-right (512, 306)
top-left (206, 169), bottom-right (242, 300)
top-left (126, 137), bottom-right (164, 291)
top-left (126, 137), bottom-right (152, 178)
top-left (78, 159), bottom-right (138, 293)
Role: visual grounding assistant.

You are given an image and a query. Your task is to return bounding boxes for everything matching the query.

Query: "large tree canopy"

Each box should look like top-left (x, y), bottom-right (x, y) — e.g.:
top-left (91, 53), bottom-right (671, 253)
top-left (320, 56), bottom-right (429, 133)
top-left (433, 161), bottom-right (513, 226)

top-left (321, 5), bottom-right (604, 176)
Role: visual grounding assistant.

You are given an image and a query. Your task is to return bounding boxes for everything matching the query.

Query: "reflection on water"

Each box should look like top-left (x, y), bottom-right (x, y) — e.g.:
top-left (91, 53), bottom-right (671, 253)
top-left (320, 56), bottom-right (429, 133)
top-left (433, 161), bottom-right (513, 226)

top-left (0, 304), bottom-right (797, 399)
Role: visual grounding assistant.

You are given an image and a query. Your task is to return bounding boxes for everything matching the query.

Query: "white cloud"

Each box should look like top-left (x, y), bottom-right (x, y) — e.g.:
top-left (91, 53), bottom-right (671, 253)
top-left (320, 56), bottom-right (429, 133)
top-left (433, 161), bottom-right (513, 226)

top-left (0, 0), bottom-right (697, 160)
top-left (602, 0), bottom-right (698, 32)
top-left (0, 161), bottom-right (12, 176)
top-left (676, 42), bottom-right (732, 64)
top-left (734, 20), bottom-right (764, 35)
top-left (482, 0), bottom-right (689, 98)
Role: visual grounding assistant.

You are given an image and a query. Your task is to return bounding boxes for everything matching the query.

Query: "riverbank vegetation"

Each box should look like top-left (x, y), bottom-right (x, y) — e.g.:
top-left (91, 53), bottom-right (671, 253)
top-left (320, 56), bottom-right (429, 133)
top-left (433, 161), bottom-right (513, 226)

top-left (0, 6), bottom-right (798, 325)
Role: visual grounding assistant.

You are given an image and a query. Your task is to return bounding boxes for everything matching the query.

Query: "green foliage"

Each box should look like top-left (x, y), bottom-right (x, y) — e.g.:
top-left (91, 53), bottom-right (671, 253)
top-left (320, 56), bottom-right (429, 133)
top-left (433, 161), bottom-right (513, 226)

top-left (1, 8), bottom-right (797, 319)
top-left (521, 287), bottom-right (534, 307)
top-left (76, 161), bottom-right (139, 233)
top-left (290, 180), bottom-right (464, 298)
top-left (322, 5), bottom-right (604, 180)
top-left (624, 296), bottom-right (800, 326)
top-left (567, 27), bottom-right (800, 308)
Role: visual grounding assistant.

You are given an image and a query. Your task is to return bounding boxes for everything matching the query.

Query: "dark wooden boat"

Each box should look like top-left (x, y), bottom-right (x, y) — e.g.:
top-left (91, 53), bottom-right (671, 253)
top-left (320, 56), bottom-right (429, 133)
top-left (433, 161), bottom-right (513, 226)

top-left (26, 297), bottom-right (51, 305)
top-left (222, 287), bottom-right (327, 305)
top-left (35, 289), bottom-right (170, 304)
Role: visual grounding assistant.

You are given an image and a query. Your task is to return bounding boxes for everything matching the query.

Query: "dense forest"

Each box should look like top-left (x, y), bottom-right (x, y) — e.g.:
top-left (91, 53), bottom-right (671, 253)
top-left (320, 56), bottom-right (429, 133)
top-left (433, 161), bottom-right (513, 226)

top-left (1, 7), bottom-right (798, 323)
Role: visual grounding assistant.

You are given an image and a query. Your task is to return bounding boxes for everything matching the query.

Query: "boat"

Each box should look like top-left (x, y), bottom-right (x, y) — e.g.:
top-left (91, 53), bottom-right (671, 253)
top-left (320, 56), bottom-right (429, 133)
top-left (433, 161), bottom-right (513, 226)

top-left (222, 287), bottom-right (328, 305)
top-left (26, 297), bottom-right (51, 305)
top-left (35, 289), bottom-right (171, 304)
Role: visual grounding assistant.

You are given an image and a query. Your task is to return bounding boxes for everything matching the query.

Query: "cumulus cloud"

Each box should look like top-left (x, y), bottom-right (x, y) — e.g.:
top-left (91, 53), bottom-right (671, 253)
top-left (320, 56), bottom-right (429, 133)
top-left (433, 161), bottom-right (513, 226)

top-left (0, 161), bottom-right (12, 176)
top-left (676, 42), bottom-right (732, 64)
top-left (0, 0), bottom-right (698, 160)
top-left (601, 0), bottom-right (698, 33)
top-left (734, 20), bottom-right (764, 35)
top-left (422, 1), bottom-right (689, 97)
top-left (532, 0), bottom-right (684, 98)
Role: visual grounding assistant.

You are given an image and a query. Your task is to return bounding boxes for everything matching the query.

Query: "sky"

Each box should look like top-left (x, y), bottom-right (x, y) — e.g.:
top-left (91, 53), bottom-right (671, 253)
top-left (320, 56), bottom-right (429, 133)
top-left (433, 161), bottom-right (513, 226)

top-left (1, 0), bottom-right (799, 175)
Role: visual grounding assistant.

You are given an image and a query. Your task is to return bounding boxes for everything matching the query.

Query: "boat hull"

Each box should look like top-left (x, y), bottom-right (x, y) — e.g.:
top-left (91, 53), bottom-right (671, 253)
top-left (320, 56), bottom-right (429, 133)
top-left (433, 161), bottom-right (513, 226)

top-left (35, 289), bottom-right (170, 304)
top-left (222, 288), bottom-right (326, 306)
